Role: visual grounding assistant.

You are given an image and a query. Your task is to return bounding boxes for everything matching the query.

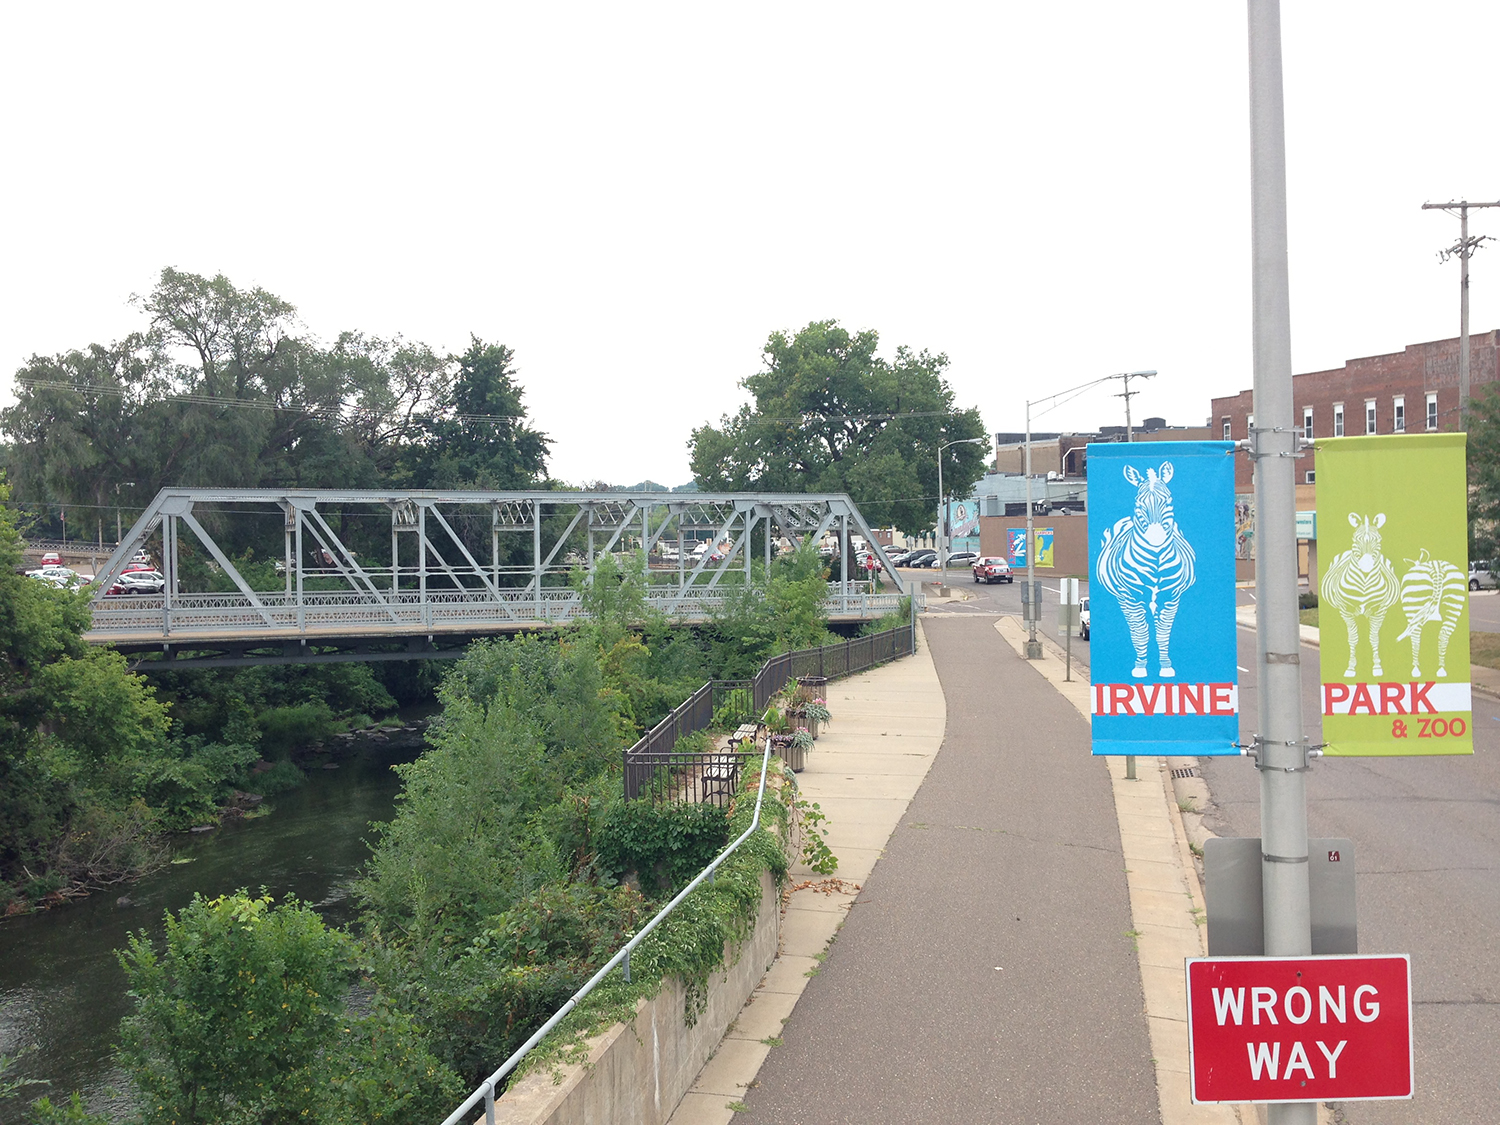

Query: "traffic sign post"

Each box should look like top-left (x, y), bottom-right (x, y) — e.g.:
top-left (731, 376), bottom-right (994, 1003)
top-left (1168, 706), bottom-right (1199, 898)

top-left (1187, 955), bottom-right (1412, 1105)
top-left (1057, 577), bottom-right (1080, 682)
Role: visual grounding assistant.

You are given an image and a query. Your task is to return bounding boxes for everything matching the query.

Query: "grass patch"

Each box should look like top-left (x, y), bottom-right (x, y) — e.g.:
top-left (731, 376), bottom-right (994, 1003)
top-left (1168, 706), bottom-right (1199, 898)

top-left (1470, 631), bottom-right (1500, 671)
top-left (1299, 607), bottom-right (1318, 627)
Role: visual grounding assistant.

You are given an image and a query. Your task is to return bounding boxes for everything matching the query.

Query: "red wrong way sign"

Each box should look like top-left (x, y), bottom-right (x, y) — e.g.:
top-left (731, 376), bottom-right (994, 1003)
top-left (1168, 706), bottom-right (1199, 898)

top-left (1187, 955), bottom-right (1412, 1104)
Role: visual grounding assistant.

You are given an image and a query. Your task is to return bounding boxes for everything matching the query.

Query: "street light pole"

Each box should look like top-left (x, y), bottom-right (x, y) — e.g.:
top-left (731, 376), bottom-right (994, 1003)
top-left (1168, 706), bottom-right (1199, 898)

top-left (937, 437), bottom-right (988, 594)
top-left (1024, 400), bottom-right (1041, 658)
top-left (1021, 370), bottom-right (1155, 661)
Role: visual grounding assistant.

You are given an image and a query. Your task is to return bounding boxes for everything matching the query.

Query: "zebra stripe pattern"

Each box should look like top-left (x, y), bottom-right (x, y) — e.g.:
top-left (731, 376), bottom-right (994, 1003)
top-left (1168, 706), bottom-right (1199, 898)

top-left (1097, 461), bottom-right (1197, 679)
top-left (1396, 550), bottom-right (1466, 677)
top-left (1319, 512), bottom-right (1400, 678)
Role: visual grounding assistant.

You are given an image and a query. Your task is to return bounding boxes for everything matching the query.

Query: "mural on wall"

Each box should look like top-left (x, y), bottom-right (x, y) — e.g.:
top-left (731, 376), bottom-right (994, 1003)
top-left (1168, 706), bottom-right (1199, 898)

top-left (1005, 527), bottom-right (1055, 568)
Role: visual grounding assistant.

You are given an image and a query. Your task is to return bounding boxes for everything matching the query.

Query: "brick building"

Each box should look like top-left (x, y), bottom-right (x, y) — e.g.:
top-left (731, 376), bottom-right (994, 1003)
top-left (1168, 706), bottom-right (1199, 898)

top-left (1211, 330), bottom-right (1498, 490)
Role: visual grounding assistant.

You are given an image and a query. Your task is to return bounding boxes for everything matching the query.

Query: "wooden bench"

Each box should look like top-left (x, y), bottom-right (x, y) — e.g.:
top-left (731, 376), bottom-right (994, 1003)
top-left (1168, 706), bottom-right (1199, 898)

top-left (700, 754), bottom-right (743, 802)
top-left (728, 723), bottom-right (761, 749)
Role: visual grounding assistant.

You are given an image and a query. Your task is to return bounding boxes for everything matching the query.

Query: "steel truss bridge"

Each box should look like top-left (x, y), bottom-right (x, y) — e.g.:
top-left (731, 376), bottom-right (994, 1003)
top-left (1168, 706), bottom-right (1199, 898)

top-left (85, 489), bottom-right (910, 667)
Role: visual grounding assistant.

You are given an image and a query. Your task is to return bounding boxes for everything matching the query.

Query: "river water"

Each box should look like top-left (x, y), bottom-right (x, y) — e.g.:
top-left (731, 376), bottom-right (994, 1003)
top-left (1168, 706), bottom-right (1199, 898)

top-left (0, 722), bottom-right (430, 1123)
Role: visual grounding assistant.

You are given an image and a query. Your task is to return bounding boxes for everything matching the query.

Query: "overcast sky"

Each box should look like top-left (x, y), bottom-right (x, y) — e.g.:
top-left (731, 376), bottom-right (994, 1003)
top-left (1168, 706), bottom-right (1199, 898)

top-left (3, 3), bottom-right (1497, 489)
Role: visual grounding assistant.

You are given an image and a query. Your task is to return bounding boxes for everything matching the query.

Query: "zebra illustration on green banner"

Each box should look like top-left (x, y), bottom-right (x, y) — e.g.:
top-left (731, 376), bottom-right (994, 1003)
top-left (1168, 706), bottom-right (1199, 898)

top-left (1321, 512), bottom-right (1400, 678)
top-left (1315, 434), bottom-right (1473, 757)
top-left (1396, 549), bottom-right (1467, 678)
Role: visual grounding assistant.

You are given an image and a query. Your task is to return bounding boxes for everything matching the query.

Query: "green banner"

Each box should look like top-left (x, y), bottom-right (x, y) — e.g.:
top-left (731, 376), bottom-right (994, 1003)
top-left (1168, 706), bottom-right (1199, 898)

top-left (1315, 434), bottom-right (1472, 756)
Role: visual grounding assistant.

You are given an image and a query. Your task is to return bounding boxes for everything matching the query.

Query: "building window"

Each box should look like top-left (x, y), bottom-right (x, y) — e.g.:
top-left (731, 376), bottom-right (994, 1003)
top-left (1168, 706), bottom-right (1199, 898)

top-left (1365, 400), bottom-right (1377, 435)
top-left (1222, 417), bottom-right (1231, 440)
top-left (1305, 470), bottom-right (1316, 484)
top-left (1427, 393), bottom-right (1438, 430)
top-left (1394, 396), bottom-right (1405, 432)
top-left (1303, 406), bottom-right (1313, 440)
top-left (1334, 403), bottom-right (1344, 436)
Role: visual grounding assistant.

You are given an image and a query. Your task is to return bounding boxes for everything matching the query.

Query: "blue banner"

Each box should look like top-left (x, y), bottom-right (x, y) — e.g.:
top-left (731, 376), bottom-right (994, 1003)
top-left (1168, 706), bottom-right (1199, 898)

top-left (1088, 441), bottom-right (1239, 756)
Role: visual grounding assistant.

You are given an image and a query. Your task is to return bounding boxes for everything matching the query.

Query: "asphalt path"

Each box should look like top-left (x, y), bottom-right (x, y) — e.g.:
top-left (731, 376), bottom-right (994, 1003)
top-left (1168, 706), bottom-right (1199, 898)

top-left (908, 567), bottom-right (1092, 668)
top-left (741, 616), bottom-right (1155, 1123)
top-left (1202, 623), bottom-right (1500, 1124)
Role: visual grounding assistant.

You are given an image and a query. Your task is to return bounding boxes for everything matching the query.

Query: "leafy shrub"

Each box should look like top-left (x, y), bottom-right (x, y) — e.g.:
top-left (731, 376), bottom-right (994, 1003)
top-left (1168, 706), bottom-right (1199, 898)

top-left (1298, 592), bottom-right (1318, 609)
top-left (258, 702), bottom-right (335, 758)
top-left (245, 759), bottom-right (305, 797)
top-left (317, 1005), bottom-right (463, 1124)
top-left (117, 891), bottom-right (351, 1125)
top-left (405, 882), bottom-right (648, 1084)
top-left (595, 800), bottom-right (732, 895)
top-left (356, 715), bottom-right (567, 950)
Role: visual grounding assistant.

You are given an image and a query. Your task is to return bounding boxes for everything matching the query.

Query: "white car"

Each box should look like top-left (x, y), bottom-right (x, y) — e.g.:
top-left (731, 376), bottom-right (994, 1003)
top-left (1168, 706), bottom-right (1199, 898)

top-left (1469, 561), bottom-right (1499, 591)
top-left (27, 565), bottom-right (85, 589)
top-left (1079, 597), bottom-right (1091, 640)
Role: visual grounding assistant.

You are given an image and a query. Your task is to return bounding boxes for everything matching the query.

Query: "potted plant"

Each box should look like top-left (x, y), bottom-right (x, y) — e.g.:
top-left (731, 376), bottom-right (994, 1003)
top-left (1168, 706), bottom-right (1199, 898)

top-left (799, 697), bottom-right (831, 739)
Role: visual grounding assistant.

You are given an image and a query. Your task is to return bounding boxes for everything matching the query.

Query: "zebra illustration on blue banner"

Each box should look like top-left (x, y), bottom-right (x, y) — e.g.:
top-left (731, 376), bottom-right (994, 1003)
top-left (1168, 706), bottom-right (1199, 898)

top-left (1087, 441), bottom-right (1239, 756)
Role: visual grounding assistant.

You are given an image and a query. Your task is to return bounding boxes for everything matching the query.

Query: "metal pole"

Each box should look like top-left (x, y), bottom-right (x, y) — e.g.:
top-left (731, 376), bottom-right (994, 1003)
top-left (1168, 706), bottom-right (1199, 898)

top-left (1249, 2), bottom-right (1314, 1122)
top-left (1461, 203), bottom-right (1471, 414)
top-left (1422, 199), bottom-right (1500, 419)
top-left (1024, 404), bottom-right (1041, 658)
top-left (1125, 395), bottom-right (1136, 780)
top-left (937, 449), bottom-right (946, 595)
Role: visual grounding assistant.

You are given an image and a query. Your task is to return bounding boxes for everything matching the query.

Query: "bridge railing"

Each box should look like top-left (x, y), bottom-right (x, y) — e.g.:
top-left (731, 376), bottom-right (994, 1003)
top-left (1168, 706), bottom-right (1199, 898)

top-left (85, 587), bottom-right (912, 639)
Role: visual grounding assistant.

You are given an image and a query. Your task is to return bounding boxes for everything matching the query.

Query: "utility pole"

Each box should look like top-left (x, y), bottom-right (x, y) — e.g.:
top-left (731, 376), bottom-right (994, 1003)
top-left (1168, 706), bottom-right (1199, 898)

top-left (1113, 369), bottom-right (1155, 441)
top-left (1249, 3), bottom-right (1313, 1123)
top-left (1423, 199), bottom-right (1499, 416)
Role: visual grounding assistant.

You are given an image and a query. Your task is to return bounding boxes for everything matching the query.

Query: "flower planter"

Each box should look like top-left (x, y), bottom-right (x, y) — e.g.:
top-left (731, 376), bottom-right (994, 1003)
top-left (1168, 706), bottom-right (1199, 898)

top-left (769, 734), bottom-right (806, 772)
top-left (786, 710), bottom-right (820, 740)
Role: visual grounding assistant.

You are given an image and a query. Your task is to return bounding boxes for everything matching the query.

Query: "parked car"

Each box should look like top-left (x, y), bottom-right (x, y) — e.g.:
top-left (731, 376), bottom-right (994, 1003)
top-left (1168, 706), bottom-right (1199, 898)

top-left (27, 565), bottom-right (84, 588)
top-left (41, 551), bottom-right (62, 566)
top-left (947, 551), bottom-right (978, 568)
top-left (1470, 560), bottom-right (1499, 590)
top-left (111, 570), bottom-right (166, 595)
top-left (904, 550), bottom-right (937, 568)
top-left (1079, 596), bottom-right (1091, 640)
top-left (972, 556), bottom-right (1014, 584)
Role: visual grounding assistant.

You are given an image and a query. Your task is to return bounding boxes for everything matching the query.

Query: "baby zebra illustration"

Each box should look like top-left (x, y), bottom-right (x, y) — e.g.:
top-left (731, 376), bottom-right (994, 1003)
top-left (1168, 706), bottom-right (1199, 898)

top-left (1396, 549), bottom-right (1466, 677)
top-left (1320, 513), bottom-right (1400, 678)
top-left (1097, 461), bottom-right (1197, 679)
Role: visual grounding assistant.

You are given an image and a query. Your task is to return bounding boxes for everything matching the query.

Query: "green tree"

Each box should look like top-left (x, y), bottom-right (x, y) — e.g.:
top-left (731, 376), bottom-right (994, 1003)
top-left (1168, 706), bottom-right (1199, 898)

top-left (402, 338), bottom-right (550, 489)
top-left (117, 891), bottom-right (351, 1125)
top-left (690, 320), bottom-right (988, 533)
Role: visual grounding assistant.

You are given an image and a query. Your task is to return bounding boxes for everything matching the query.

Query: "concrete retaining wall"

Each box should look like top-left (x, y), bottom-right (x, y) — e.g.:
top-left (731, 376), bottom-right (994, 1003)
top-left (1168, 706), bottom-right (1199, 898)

top-left (492, 870), bottom-right (780, 1125)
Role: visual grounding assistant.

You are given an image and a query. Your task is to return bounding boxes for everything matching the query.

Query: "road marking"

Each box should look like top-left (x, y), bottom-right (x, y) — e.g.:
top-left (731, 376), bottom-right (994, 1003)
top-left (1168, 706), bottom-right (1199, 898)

top-left (1237, 665), bottom-right (1249, 672)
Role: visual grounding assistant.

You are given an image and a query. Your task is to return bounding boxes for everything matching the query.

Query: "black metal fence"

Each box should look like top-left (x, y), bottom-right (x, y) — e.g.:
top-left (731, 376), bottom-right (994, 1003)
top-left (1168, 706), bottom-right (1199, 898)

top-left (623, 623), bottom-right (915, 803)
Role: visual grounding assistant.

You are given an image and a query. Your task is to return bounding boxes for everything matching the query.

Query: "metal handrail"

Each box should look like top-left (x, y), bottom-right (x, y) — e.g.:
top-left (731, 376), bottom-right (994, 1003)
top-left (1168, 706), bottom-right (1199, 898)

top-left (439, 737), bottom-right (776, 1125)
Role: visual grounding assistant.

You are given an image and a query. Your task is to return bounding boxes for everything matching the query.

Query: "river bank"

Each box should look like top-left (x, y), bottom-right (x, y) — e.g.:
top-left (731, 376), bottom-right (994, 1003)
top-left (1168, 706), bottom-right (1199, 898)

top-left (0, 717), bottom-right (432, 1124)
